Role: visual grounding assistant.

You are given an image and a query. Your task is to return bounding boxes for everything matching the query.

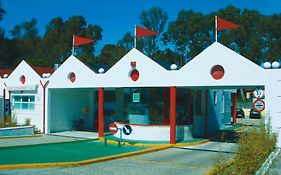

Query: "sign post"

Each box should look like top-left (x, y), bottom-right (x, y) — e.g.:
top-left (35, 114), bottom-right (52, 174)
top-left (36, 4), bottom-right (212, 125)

top-left (109, 123), bottom-right (118, 134)
top-left (253, 99), bottom-right (265, 112)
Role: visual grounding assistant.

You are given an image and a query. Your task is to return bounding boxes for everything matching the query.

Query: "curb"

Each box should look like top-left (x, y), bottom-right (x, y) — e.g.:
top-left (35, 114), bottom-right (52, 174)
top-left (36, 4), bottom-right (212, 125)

top-left (100, 137), bottom-right (209, 147)
top-left (0, 145), bottom-right (172, 170)
top-left (0, 134), bottom-right (42, 139)
top-left (0, 138), bottom-right (99, 149)
top-left (256, 148), bottom-right (281, 175)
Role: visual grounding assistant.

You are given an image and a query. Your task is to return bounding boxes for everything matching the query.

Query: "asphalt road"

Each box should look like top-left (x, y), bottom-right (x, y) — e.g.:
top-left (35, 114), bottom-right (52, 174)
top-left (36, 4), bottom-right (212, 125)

top-left (0, 141), bottom-right (238, 175)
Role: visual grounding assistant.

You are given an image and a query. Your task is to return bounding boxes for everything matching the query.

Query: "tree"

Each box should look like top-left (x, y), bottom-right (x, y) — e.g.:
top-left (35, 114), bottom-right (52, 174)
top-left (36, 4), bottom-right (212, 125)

top-left (96, 44), bottom-right (127, 66)
top-left (33, 16), bottom-right (103, 66)
top-left (163, 10), bottom-right (211, 65)
top-left (139, 7), bottom-right (168, 55)
top-left (0, 1), bottom-right (5, 21)
top-left (117, 32), bottom-right (134, 51)
top-left (8, 18), bottom-right (40, 65)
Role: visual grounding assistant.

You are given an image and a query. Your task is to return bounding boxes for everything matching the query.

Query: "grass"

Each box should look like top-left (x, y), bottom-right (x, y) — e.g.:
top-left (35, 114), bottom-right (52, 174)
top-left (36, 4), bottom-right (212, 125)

top-left (210, 117), bottom-right (277, 175)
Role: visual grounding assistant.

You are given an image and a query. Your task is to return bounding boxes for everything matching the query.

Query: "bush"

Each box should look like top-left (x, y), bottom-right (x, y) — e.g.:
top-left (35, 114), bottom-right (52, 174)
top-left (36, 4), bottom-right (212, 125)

top-left (211, 117), bottom-right (277, 175)
top-left (24, 118), bottom-right (31, 126)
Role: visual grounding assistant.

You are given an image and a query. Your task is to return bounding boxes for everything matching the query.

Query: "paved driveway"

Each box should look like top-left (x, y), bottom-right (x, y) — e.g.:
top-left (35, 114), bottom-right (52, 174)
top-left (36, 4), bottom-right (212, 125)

top-left (0, 141), bottom-right (238, 175)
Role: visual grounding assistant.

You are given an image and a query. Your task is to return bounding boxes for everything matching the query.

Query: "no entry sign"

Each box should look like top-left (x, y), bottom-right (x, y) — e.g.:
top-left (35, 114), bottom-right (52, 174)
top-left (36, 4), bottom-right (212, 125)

top-left (109, 123), bottom-right (118, 134)
top-left (253, 99), bottom-right (265, 112)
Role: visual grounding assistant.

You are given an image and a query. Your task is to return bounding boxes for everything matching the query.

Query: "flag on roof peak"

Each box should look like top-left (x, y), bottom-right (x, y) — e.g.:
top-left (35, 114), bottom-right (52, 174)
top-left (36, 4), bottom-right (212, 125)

top-left (216, 16), bottom-right (240, 31)
top-left (135, 26), bottom-right (159, 38)
top-left (73, 35), bottom-right (95, 46)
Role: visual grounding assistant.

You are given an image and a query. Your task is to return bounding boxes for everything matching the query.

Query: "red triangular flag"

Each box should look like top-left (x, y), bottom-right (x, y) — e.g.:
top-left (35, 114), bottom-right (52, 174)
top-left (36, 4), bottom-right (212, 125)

top-left (217, 17), bottom-right (240, 31)
top-left (135, 26), bottom-right (159, 38)
top-left (73, 35), bottom-right (94, 46)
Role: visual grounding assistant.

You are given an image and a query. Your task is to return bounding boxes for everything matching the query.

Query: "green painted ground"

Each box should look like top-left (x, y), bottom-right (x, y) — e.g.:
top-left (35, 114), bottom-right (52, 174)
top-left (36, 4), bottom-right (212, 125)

top-left (0, 140), bottom-right (149, 165)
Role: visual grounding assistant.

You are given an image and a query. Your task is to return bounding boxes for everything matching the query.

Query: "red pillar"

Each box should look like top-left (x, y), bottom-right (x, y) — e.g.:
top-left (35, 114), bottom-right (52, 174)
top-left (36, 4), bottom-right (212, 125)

top-left (170, 86), bottom-right (176, 144)
top-left (232, 93), bottom-right (237, 125)
top-left (98, 88), bottom-right (104, 137)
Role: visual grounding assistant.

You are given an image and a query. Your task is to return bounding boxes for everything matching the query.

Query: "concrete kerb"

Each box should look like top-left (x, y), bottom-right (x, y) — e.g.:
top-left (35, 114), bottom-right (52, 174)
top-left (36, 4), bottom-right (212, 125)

top-left (0, 137), bottom-right (99, 149)
top-left (0, 145), bottom-right (172, 170)
top-left (99, 137), bottom-right (209, 147)
top-left (0, 134), bottom-right (43, 139)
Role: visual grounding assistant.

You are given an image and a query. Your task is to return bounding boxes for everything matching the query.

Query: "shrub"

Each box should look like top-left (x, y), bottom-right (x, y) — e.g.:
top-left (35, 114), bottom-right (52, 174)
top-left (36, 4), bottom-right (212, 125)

top-left (211, 117), bottom-right (277, 175)
top-left (24, 118), bottom-right (31, 126)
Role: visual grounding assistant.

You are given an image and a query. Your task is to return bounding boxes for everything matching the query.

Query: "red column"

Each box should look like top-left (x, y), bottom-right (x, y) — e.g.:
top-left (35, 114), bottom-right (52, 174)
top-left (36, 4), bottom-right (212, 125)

top-left (170, 86), bottom-right (176, 144)
top-left (98, 88), bottom-right (104, 137)
top-left (232, 93), bottom-right (237, 125)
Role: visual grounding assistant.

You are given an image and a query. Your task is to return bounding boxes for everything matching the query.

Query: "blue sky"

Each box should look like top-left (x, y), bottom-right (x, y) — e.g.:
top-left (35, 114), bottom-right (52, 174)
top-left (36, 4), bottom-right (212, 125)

top-left (1, 0), bottom-right (280, 52)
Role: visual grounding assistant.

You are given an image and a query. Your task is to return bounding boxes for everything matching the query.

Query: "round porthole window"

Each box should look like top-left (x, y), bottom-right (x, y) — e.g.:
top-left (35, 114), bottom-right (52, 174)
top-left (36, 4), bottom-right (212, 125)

top-left (20, 75), bottom-right (26, 84)
top-left (211, 65), bottom-right (225, 80)
top-left (68, 72), bottom-right (76, 83)
top-left (130, 69), bottom-right (139, 82)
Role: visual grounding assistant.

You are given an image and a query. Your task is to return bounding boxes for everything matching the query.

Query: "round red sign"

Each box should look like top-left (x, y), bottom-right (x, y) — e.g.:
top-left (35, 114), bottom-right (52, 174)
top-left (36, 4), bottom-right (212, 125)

top-left (253, 99), bottom-right (265, 112)
top-left (109, 123), bottom-right (118, 134)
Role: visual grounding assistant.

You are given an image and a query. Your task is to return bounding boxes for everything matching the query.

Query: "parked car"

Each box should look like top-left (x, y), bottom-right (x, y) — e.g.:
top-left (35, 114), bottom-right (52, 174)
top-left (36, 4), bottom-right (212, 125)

top-left (236, 108), bottom-right (245, 118)
top-left (249, 108), bottom-right (261, 119)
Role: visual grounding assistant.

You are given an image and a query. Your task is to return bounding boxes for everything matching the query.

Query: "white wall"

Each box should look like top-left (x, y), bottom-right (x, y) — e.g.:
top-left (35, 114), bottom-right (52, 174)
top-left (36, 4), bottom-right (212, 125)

top-left (10, 88), bottom-right (43, 132)
top-left (265, 69), bottom-right (281, 147)
top-left (48, 88), bottom-right (95, 132)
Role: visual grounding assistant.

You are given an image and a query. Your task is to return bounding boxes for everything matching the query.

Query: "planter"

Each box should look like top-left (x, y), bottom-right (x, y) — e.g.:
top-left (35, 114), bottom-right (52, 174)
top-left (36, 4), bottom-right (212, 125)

top-left (0, 125), bottom-right (35, 137)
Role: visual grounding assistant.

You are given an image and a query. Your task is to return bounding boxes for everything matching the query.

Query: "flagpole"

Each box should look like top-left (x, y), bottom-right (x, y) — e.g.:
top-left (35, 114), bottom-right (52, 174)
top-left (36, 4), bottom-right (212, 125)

top-left (215, 16), bottom-right (218, 42)
top-left (134, 25), bottom-right (137, 48)
top-left (72, 35), bottom-right (75, 55)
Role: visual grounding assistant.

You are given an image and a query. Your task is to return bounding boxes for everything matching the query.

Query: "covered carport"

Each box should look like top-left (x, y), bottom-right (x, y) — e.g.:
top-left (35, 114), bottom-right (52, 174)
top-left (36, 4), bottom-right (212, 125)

top-left (46, 55), bottom-right (102, 135)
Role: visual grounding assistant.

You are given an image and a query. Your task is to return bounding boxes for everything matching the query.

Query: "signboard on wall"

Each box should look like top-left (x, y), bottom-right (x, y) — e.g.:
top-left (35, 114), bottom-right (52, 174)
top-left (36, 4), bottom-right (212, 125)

top-left (253, 88), bottom-right (264, 98)
top-left (132, 93), bottom-right (140, 103)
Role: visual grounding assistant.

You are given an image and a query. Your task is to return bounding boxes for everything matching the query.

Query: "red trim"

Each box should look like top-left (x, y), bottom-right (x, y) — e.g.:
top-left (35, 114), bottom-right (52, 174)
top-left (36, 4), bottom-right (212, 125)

top-left (205, 90), bottom-right (208, 135)
top-left (98, 88), bottom-right (104, 137)
top-left (232, 93), bottom-right (237, 125)
top-left (170, 86), bottom-right (176, 144)
top-left (114, 121), bottom-right (190, 127)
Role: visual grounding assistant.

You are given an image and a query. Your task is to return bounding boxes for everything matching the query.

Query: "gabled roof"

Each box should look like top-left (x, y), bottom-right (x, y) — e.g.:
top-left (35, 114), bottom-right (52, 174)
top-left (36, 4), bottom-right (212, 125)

top-left (31, 66), bottom-right (54, 77)
top-left (176, 42), bottom-right (265, 87)
top-left (48, 55), bottom-right (98, 88)
top-left (5, 60), bottom-right (42, 87)
top-left (102, 48), bottom-right (173, 87)
top-left (0, 69), bottom-right (13, 78)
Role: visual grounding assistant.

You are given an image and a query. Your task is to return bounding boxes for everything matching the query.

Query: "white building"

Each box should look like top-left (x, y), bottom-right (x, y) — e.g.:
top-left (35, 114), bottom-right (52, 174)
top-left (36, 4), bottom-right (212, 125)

top-left (3, 61), bottom-right (54, 132)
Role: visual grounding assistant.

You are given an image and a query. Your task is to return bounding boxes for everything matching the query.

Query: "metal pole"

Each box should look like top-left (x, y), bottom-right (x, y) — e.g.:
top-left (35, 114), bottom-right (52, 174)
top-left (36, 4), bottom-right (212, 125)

top-left (215, 16), bottom-right (218, 42)
top-left (118, 128), bottom-right (122, 148)
top-left (134, 25), bottom-right (137, 49)
top-left (72, 35), bottom-right (75, 55)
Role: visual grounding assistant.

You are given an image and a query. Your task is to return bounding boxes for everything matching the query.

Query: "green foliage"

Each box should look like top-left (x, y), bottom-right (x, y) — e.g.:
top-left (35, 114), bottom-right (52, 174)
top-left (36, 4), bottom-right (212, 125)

top-left (2, 6), bottom-right (281, 68)
top-left (211, 118), bottom-right (277, 175)
top-left (96, 44), bottom-right (127, 66)
top-left (24, 118), bottom-right (31, 126)
top-left (0, 1), bottom-right (6, 22)
top-left (3, 115), bottom-right (18, 127)
top-left (139, 7), bottom-right (168, 56)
